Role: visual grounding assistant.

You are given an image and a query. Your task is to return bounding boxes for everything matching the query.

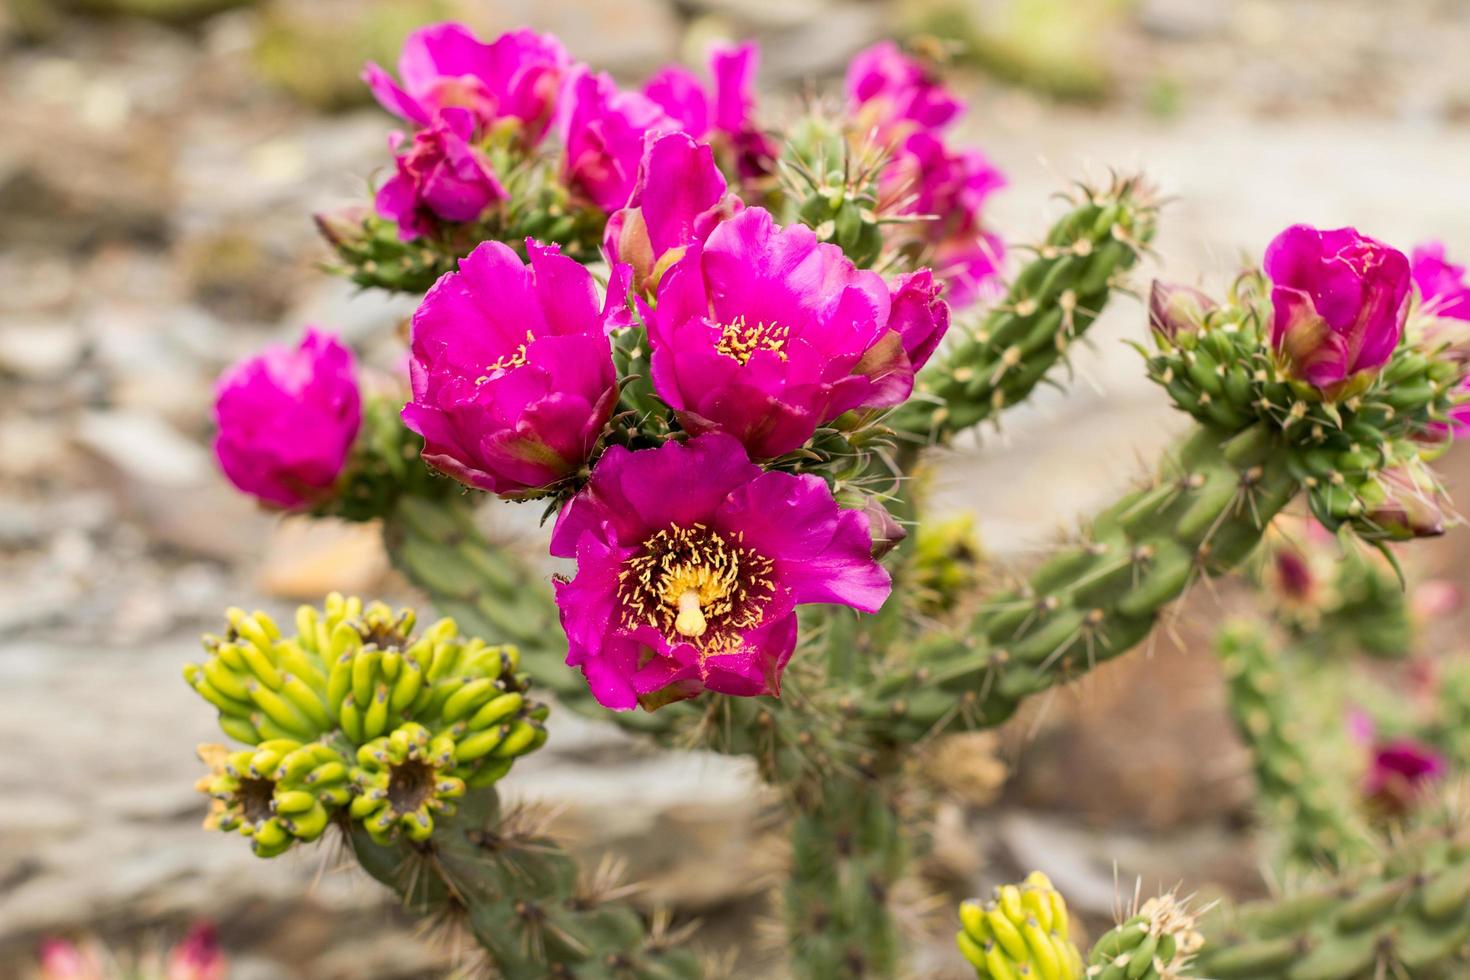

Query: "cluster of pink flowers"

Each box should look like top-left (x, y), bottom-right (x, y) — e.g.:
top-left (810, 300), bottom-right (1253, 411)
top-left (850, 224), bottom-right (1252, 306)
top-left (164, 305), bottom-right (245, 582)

top-left (848, 42), bottom-right (1006, 308)
top-left (357, 23), bottom-right (781, 242)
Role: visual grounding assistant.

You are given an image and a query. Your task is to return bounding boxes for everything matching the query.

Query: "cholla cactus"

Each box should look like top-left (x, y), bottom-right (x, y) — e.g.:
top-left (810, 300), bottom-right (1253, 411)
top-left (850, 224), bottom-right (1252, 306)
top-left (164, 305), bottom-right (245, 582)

top-left (181, 18), bottom-right (1470, 980)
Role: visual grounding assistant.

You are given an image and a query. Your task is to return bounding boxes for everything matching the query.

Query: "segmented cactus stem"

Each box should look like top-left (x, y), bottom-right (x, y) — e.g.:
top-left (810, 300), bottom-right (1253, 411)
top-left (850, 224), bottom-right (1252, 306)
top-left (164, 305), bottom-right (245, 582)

top-left (786, 773), bottom-right (907, 979)
top-left (1195, 817), bottom-right (1470, 979)
top-left (859, 422), bottom-right (1298, 742)
top-left (1215, 623), bottom-right (1370, 870)
top-left (352, 785), bottom-right (710, 978)
top-left (888, 174), bottom-right (1159, 445)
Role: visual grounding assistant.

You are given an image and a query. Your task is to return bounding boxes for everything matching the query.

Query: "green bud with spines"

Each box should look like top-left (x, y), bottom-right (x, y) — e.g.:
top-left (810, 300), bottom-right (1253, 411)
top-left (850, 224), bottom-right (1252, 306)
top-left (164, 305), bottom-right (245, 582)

top-left (1086, 892), bottom-right (1203, 980)
top-left (958, 871), bottom-right (1084, 980)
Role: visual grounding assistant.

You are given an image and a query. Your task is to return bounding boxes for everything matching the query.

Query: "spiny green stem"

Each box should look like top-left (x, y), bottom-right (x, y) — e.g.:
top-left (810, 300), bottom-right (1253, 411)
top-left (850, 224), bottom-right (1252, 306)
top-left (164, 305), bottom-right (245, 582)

top-left (1195, 819), bottom-right (1470, 979)
top-left (858, 423), bottom-right (1299, 742)
top-left (1216, 622), bottom-right (1371, 871)
top-left (785, 772), bottom-right (907, 980)
top-left (886, 174), bottom-right (1158, 446)
top-left (350, 786), bottom-right (708, 979)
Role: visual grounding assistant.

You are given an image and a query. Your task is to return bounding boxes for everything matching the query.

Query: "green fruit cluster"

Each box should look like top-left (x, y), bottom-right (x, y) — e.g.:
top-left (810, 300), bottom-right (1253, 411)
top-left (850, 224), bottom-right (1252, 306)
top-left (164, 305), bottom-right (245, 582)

top-left (957, 871), bottom-right (1084, 980)
top-left (185, 594), bottom-right (547, 855)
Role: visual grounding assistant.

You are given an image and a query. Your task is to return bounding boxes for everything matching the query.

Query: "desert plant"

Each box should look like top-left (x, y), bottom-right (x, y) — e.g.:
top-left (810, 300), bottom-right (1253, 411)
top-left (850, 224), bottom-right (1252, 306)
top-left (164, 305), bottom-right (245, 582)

top-left (184, 21), bottom-right (1470, 979)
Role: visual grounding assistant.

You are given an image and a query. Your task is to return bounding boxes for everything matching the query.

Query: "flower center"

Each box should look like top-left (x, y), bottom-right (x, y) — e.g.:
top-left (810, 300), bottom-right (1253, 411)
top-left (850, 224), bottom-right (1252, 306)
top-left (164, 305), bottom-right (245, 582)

top-left (618, 523), bottom-right (777, 653)
top-left (715, 316), bottom-right (790, 365)
top-left (477, 332), bottom-right (535, 382)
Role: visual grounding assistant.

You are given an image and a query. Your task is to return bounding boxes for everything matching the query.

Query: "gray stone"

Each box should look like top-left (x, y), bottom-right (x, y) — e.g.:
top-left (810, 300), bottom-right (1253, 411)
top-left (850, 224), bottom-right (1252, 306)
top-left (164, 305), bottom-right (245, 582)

top-left (0, 322), bottom-right (86, 379)
top-left (74, 410), bottom-right (212, 487)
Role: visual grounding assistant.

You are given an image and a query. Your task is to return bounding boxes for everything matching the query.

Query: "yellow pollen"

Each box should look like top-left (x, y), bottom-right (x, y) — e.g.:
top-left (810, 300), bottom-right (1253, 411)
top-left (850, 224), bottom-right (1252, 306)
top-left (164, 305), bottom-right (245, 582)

top-left (618, 524), bottom-right (776, 654)
top-left (715, 315), bottom-right (790, 365)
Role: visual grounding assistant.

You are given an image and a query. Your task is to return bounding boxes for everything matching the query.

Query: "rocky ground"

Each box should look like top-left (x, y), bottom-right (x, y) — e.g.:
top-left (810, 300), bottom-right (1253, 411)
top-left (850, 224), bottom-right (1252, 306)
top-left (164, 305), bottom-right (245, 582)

top-left (2, 0), bottom-right (1470, 977)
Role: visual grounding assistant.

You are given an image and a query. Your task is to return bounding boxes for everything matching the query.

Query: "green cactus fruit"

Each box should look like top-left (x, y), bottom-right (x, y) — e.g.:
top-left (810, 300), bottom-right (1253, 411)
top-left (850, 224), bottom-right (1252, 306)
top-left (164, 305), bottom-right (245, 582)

top-left (957, 871), bottom-right (1084, 980)
top-left (195, 740), bottom-right (351, 857)
top-left (778, 110), bottom-right (890, 268)
top-left (912, 513), bottom-right (985, 616)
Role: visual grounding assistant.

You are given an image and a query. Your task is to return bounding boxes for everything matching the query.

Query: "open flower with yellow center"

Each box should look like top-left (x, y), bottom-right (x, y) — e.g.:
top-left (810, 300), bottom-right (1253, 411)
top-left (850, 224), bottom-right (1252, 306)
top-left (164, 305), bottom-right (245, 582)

top-left (401, 239), bottom-right (626, 497)
top-left (646, 207), bottom-right (950, 458)
top-left (550, 434), bottom-right (892, 710)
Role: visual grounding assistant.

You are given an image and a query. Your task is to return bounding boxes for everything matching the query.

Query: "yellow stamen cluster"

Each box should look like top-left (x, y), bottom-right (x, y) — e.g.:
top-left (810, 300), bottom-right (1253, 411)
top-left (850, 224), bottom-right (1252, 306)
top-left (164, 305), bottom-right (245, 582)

top-left (716, 316), bottom-right (791, 364)
top-left (618, 523), bottom-right (776, 654)
top-left (477, 331), bottom-right (535, 382)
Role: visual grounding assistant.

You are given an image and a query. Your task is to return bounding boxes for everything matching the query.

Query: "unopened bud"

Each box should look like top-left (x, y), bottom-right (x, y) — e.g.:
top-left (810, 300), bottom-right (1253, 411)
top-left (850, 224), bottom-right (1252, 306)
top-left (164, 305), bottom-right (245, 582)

top-left (1149, 280), bottom-right (1216, 343)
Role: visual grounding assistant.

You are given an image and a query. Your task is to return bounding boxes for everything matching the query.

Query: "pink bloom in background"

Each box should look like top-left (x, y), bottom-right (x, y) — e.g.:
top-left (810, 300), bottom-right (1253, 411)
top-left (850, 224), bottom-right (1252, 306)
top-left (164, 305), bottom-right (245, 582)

top-left (1364, 738), bottom-right (1447, 816)
top-left (883, 131), bottom-right (1006, 308)
top-left (646, 207), bottom-right (949, 458)
top-left (167, 923), bottom-right (227, 980)
top-left (37, 939), bottom-right (102, 980)
top-left (846, 40), bottom-right (964, 137)
top-left (1411, 242), bottom-right (1470, 434)
top-left (213, 329), bottom-right (361, 510)
top-left (560, 69), bottom-right (676, 213)
top-left (642, 42), bottom-right (775, 179)
top-left (363, 23), bottom-right (569, 141)
top-left (375, 108), bottom-right (506, 241)
top-left (604, 132), bottom-right (743, 291)
top-left (402, 240), bottom-right (623, 496)
top-left (1412, 242), bottom-right (1470, 321)
top-left (550, 433), bottom-right (891, 710)
top-left (1264, 224), bottom-right (1410, 394)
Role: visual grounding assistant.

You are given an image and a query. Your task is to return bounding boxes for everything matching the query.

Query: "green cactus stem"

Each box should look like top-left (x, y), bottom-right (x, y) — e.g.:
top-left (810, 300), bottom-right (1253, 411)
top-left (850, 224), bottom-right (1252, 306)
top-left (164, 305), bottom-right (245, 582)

top-left (857, 422), bottom-right (1299, 743)
top-left (1086, 891), bottom-right (1204, 980)
top-left (350, 784), bottom-right (708, 979)
top-left (1215, 623), bottom-right (1370, 870)
top-left (886, 174), bottom-right (1159, 446)
top-left (785, 772), bottom-right (907, 980)
top-left (1194, 817), bottom-right (1470, 979)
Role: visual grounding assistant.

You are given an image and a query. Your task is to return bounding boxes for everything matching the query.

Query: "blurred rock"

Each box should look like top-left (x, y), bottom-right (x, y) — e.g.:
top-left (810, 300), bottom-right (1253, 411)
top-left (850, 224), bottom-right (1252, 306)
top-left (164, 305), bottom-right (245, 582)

top-left (75, 409), bottom-right (212, 487)
top-left (254, 517), bottom-right (393, 600)
top-left (0, 322), bottom-right (86, 380)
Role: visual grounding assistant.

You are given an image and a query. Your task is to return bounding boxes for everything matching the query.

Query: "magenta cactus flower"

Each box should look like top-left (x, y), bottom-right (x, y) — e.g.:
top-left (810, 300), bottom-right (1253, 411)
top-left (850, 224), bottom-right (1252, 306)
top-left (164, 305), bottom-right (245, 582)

top-left (1412, 242), bottom-right (1470, 321)
top-left (402, 239), bottom-right (623, 497)
top-left (559, 68), bottom-right (676, 214)
top-left (550, 433), bottom-right (891, 710)
top-left (645, 207), bottom-right (949, 458)
top-left (846, 41), bottom-right (964, 136)
top-left (213, 329), bottom-right (361, 510)
top-left (36, 939), bottom-right (101, 980)
top-left (362, 23), bottom-right (569, 142)
top-left (883, 131), bottom-right (1007, 308)
top-left (603, 132), bottom-right (743, 292)
top-left (375, 108), bottom-right (507, 241)
top-left (167, 923), bottom-right (227, 980)
top-left (1264, 224), bottom-right (1411, 395)
top-left (642, 42), bottom-right (775, 180)
top-left (1363, 738), bottom-right (1447, 816)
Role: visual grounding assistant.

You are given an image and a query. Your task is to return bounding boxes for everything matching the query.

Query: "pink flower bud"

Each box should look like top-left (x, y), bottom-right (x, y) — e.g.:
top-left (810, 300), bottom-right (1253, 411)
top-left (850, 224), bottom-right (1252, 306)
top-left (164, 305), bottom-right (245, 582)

top-left (37, 939), bottom-right (102, 980)
top-left (1363, 738), bottom-right (1447, 817)
top-left (1365, 468), bottom-right (1446, 540)
top-left (1412, 241), bottom-right (1470, 321)
top-left (167, 923), bottom-right (226, 980)
top-left (213, 329), bottom-right (361, 510)
top-left (375, 108), bottom-right (507, 242)
top-left (1148, 280), bottom-right (1216, 342)
top-left (1265, 224), bottom-right (1410, 396)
